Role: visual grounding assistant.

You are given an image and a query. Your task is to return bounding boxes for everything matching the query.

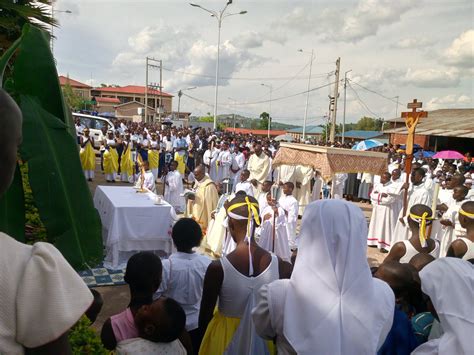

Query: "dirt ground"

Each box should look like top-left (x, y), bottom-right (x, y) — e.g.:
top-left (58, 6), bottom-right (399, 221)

top-left (87, 158), bottom-right (386, 332)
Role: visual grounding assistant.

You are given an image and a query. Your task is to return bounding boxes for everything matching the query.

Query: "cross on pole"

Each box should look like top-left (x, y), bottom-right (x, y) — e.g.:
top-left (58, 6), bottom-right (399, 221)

top-left (401, 99), bottom-right (428, 217)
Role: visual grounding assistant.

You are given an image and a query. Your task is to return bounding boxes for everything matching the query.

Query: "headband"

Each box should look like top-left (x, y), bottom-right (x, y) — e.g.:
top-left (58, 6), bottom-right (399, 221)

top-left (227, 197), bottom-right (261, 276)
top-left (409, 212), bottom-right (434, 247)
top-left (459, 207), bottom-right (474, 219)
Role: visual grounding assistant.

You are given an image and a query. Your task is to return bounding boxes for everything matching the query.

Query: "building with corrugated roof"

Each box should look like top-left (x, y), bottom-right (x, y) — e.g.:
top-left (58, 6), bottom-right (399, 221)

top-left (384, 108), bottom-right (474, 152)
top-left (286, 125), bottom-right (324, 140)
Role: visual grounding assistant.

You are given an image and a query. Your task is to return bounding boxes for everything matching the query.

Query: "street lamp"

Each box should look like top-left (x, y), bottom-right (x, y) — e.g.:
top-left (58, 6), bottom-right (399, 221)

top-left (298, 49), bottom-right (315, 141)
top-left (261, 83), bottom-right (272, 138)
top-left (176, 87), bottom-right (197, 121)
top-left (190, 1), bottom-right (247, 130)
top-left (51, 5), bottom-right (72, 55)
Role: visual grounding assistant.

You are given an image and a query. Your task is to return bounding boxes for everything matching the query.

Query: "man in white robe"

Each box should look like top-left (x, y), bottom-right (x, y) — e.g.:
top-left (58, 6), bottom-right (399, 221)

top-left (248, 143), bottom-right (271, 193)
top-left (392, 168), bottom-right (432, 244)
top-left (135, 161), bottom-right (156, 192)
top-left (312, 170), bottom-right (323, 201)
top-left (387, 169), bottom-right (404, 219)
top-left (203, 143), bottom-right (219, 182)
top-left (331, 173), bottom-right (348, 199)
top-left (275, 164), bottom-right (296, 186)
top-left (258, 194), bottom-right (291, 262)
top-left (230, 148), bottom-right (246, 189)
top-left (279, 182), bottom-right (299, 249)
top-left (163, 161), bottom-right (185, 213)
top-left (295, 165), bottom-right (314, 216)
top-left (216, 142), bottom-right (232, 183)
top-left (367, 172), bottom-right (397, 251)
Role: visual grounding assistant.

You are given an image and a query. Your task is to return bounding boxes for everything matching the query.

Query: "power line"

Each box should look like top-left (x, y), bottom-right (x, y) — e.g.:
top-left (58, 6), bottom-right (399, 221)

top-left (347, 81), bottom-right (381, 118)
top-left (161, 66), bottom-right (333, 81)
top-left (348, 79), bottom-right (403, 106)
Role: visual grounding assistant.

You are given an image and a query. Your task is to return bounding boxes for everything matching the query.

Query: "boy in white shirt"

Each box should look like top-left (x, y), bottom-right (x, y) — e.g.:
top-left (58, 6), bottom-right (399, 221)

top-left (163, 161), bottom-right (185, 213)
top-left (279, 182), bottom-right (299, 249)
top-left (234, 169), bottom-right (254, 197)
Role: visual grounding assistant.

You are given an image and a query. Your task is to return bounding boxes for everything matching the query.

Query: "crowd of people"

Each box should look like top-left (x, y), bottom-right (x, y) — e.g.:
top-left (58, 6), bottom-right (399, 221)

top-left (74, 117), bottom-right (474, 354)
top-left (1, 88), bottom-right (472, 355)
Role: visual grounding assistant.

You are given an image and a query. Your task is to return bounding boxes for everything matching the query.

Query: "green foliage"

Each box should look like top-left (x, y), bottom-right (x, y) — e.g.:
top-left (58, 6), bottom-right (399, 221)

top-left (354, 116), bottom-right (386, 131)
top-left (62, 82), bottom-right (83, 111)
top-left (0, 164), bottom-right (25, 241)
top-left (321, 123), bottom-right (341, 142)
top-left (0, 24), bottom-right (103, 269)
top-left (0, 0), bottom-right (56, 57)
top-left (68, 316), bottom-right (111, 355)
top-left (258, 112), bottom-right (270, 130)
top-left (198, 115), bottom-right (214, 123)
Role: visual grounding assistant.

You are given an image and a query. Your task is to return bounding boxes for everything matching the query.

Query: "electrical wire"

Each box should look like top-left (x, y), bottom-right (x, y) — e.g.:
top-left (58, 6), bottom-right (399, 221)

top-left (161, 66), bottom-right (333, 81)
top-left (348, 79), bottom-right (403, 106)
top-left (347, 81), bottom-right (381, 118)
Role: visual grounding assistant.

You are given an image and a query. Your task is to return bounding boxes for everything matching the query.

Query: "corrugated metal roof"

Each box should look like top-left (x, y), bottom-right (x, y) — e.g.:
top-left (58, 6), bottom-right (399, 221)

top-left (337, 130), bottom-right (384, 139)
top-left (287, 125), bottom-right (324, 134)
top-left (384, 108), bottom-right (474, 138)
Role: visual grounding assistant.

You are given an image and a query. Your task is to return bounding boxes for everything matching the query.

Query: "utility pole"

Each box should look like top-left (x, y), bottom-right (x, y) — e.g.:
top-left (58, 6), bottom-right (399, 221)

top-left (342, 69), bottom-right (352, 144)
top-left (145, 57), bottom-right (148, 123)
top-left (395, 95), bottom-right (400, 118)
top-left (329, 57), bottom-right (341, 143)
top-left (159, 59), bottom-right (163, 122)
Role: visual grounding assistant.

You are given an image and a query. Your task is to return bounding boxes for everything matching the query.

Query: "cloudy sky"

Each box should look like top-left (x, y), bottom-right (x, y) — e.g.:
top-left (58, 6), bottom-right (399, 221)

top-left (54, 0), bottom-right (473, 126)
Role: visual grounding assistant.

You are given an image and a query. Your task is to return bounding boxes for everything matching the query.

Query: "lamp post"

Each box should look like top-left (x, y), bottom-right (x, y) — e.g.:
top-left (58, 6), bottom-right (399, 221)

top-left (190, 1), bottom-right (247, 131)
top-left (298, 49), bottom-right (314, 141)
top-left (260, 83), bottom-right (272, 138)
top-left (177, 86), bottom-right (197, 122)
top-left (51, 5), bottom-right (72, 54)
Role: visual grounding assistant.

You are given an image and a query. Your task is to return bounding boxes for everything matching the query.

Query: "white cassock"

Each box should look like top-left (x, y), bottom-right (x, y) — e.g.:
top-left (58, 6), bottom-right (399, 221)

top-left (295, 165), bottom-right (314, 215)
top-left (266, 158), bottom-right (273, 182)
top-left (258, 192), bottom-right (269, 213)
top-left (217, 149), bottom-right (232, 182)
top-left (202, 194), bottom-right (232, 257)
top-left (135, 171), bottom-right (156, 192)
top-left (391, 183), bottom-right (432, 245)
top-left (332, 173), bottom-right (348, 199)
top-left (279, 194), bottom-right (299, 249)
top-left (203, 149), bottom-right (219, 182)
top-left (312, 175), bottom-right (323, 201)
top-left (231, 152), bottom-right (246, 187)
top-left (388, 177), bottom-right (404, 219)
top-left (163, 170), bottom-right (185, 212)
top-left (248, 153), bottom-right (271, 186)
top-left (275, 165), bottom-right (296, 185)
top-left (258, 206), bottom-right (291, 262)
top-left (367, 182), bottom-right (397, 249)
top-left (234, 180), bottom-right (254, 197)
top-left (438, 199), bottom-right (468, 257)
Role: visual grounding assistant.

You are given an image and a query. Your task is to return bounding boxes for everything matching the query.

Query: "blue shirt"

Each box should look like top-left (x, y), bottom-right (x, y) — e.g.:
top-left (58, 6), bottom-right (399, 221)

top-left (173, 138), bottom-right (188, 150)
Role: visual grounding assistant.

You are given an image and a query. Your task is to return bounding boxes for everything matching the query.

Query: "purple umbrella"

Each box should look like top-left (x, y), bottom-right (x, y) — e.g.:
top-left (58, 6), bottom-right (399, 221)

top-left (432, 150), bottom-right (464, 160)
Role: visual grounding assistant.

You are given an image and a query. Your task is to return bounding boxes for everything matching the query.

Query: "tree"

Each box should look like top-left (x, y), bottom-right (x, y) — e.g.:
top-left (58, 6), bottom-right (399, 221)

top-left (355, 116), bottom-right (377, 131)
top-left (259, 111), bottom-right (270, 130)
top-left (62, 83), bottom-right (83, 111)
top-left (320, 123), bottom-right (341, 142)
top-left (0, 0), bottom-right (56, 56)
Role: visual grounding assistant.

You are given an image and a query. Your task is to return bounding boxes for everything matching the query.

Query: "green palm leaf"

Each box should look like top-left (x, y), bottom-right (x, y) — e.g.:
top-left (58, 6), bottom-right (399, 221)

top-left (19, 95), bottom-right (102, 268)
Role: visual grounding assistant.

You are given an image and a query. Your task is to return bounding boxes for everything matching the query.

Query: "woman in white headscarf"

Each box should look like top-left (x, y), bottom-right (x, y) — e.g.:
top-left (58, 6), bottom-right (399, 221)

top-left (412, 257), bottom-right (473, 355)
top-left (252, 199), bottom-right (395, 355)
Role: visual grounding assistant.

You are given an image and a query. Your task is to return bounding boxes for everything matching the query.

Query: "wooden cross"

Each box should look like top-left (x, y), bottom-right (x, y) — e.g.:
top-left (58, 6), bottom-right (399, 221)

top-left (401, 99), bottom-right (428, 216)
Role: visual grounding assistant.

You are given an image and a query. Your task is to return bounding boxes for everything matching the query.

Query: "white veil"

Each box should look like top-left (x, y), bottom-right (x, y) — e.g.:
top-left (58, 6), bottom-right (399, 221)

top-left (283, 199), bottom-right (395, 354)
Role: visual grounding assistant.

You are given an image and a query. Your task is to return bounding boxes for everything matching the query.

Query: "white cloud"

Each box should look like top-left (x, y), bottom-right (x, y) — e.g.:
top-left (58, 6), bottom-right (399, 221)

top-left (402, 68), bottom-right (460, 88)
top-left (393, 37), bottom-right (434, 49)
top-left (280, 0), bottom-right (413, 43)
top-left (443, 29), bottom-right (474, 68)
top-left (231, 30), bottom-right (288, 49)
top-left (111, 25), bottom-right (266, 91)
top-left (426, 94), bottom-right (472, 110)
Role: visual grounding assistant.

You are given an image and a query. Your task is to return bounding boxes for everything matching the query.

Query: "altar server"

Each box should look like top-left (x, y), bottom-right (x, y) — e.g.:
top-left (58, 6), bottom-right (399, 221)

top-left (164, 161), bottom-right (185, 213)
top-left (295, 165), bottom-right (314, 216)
top-left (234, 169), bottom-right (254, 197)
top-left (258, 193), bottom-right (291, 262)
top-left (367, 172), bottom-right (397, 251)
top-left (279, 182), bottom-right (299, 249)
top-left (392, 168), bottom-right (432, 244)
